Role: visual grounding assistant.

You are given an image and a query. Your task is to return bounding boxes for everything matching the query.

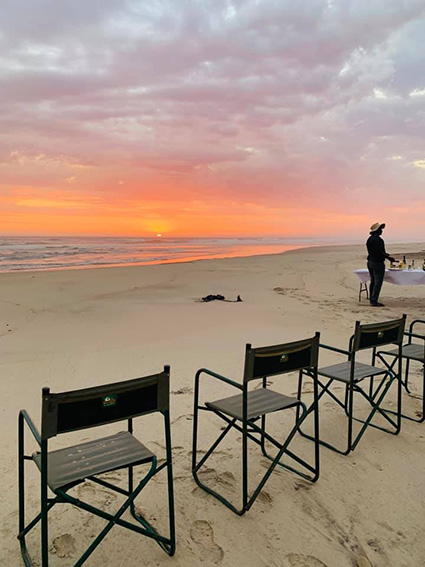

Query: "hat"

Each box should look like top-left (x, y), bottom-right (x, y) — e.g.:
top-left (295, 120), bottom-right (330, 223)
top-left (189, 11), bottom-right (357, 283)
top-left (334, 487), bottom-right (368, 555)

top-left (370, 222), bottom-right (386, 232)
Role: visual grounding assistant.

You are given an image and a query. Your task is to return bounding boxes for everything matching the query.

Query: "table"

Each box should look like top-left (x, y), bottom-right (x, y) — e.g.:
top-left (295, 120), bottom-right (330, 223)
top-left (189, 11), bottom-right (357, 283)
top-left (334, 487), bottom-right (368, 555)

top-left (354, 269), bottom-right (425, 301)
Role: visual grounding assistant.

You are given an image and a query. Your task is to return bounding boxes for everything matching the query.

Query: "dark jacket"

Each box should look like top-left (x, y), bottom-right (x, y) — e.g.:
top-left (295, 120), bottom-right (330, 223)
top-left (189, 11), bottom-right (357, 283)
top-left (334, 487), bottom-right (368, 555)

top-left (366, 234), bottom-right (389, 263)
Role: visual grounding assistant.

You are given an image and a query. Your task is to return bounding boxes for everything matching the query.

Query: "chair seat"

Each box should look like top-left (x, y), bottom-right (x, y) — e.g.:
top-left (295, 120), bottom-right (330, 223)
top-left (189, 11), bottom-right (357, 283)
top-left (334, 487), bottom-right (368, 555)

top-left (206, 388), bottom-right (299, 421)
top-left (33, 431), bottom-right (154, 492)
top-left (317, 361), bottom-right (387, 383)
top-left (380, 343), bottom-right (424, 362)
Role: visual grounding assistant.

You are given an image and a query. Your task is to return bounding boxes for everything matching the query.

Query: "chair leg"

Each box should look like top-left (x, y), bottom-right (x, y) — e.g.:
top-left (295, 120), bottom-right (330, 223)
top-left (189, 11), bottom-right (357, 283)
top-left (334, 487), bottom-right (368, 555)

top-left (192, 411), bottom-right (244, 514)
top-left (398, 362), bottom-right (425, 423)
top-left (72, 458), bottom-right (157, 567)
top-left (350, 377), bottom-right (401, 451)
top-left (262, 372), bottom-right (320, 481)
top-left (298, 373), bottom-right (352, 455)
top-left (258, 406), bottom-right (319, 483)
top-left (347, 384), bottom-right (354, 452)
top-left (128, 413), bottom-right (175, 556)
top-left (40, 441), bottom-right (49, 567)
top-left (242, 417), bottom-right (248, 511)
top-left (192, 373), bottom-right (244, 512)
top-left (245, 402), bottom-right (317, 512)
top-left (164, 410), bottom-right (176, 555)
top-left (18, 416), bottom-right (54, 567)
top-left (18, 412), bottom-right (32, 567)
top-left (377, 353), bottom-right (424, 423)
top-left (260, 414), bottom-right (267, 456)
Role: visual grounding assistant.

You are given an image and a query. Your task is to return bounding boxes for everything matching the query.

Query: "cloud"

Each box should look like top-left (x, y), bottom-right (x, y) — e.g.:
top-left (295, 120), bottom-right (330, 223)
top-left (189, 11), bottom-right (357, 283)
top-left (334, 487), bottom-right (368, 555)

top-left (0, 1), bottom-right (424, 236)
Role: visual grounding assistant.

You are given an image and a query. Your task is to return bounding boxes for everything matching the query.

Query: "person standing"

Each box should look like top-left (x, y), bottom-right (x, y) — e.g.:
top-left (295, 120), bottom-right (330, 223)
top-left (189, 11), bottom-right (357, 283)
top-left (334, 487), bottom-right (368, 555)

top-left (366, 222), bottom-right (396, 307)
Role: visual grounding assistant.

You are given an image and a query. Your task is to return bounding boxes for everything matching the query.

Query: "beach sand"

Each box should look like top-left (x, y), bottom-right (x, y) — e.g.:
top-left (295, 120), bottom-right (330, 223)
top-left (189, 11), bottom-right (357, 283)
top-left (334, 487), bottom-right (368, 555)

top-left (1, 243), bottom-right (424, 567)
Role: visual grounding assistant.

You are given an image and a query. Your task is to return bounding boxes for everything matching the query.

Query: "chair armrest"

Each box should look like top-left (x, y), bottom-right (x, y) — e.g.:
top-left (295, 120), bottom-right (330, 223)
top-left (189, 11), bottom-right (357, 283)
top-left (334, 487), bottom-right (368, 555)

top-left (195, 368), bottom-right (243, 390)
top-left (19, 410), bottom-right (42, 446)
top-left (403, 331), bottom-right (425, 341)
top-left (408, 319), bottom-right (425, 337)
top-left (319, 343), bottom-right (350, 356)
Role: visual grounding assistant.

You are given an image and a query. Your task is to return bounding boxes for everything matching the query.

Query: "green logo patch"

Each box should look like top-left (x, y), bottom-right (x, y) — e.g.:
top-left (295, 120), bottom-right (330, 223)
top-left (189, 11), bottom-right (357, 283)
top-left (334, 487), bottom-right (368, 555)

top-left (102, 394), bottom-right (117, 408)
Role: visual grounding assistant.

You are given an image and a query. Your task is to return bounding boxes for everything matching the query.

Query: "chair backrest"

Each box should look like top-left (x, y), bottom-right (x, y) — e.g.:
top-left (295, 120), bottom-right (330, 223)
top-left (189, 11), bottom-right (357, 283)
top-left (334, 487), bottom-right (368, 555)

top-left (41, 367), bottom-right (170, 440)
top-left (351, 315), bottom-right (406, 352)
top-left (243, 333), bottom-right (320, 383)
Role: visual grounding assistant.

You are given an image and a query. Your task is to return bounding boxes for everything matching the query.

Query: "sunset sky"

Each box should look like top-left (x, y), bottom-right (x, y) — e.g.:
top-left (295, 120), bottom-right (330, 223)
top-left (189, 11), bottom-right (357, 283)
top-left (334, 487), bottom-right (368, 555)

top-left (1, 1), bottom-right (424, 239)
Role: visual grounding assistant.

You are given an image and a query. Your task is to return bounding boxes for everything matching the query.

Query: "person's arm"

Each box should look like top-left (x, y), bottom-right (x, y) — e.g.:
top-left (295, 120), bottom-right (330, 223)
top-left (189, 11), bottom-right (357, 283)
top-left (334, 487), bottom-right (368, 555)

top-left (382, 239), bottom-right (396, 262)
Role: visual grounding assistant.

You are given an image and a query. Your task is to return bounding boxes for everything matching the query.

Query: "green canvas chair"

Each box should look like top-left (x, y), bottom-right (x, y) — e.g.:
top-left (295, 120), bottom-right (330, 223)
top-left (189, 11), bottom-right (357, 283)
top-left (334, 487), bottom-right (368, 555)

top-left (192, 334), bottom-right (320, 515)
top-left (18, 368), bottom-right (175, 567)
top-left (377, 319), bottom-right (425, 422)
top-left (298, 316), bottom-right (406, 455)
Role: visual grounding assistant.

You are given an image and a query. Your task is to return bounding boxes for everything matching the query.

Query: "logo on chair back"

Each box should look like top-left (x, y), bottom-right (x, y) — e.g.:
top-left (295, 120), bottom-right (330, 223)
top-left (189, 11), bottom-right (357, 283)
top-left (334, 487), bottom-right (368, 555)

top-left (377, 331), bottom-right (384, 339)
top-left (280, 354), bottom-right (289, 363)
top-left (102, 394), bottom-right (117, 408)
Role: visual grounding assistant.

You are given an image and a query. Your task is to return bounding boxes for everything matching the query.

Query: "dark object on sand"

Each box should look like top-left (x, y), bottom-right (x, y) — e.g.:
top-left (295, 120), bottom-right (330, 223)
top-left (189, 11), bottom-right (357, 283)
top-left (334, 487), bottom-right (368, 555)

top-left (201, 294), bottom-right (243, 302)
top-left (202, 294), bottom-right (225, 302)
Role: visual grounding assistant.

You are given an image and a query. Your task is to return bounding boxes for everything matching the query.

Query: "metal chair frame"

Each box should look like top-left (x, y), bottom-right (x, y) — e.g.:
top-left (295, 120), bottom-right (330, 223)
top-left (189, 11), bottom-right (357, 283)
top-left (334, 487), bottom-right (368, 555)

top-left (376, 319), bottom-right (425, 423)
top-left (18, 368), bottom-right (176, 567)
top-left (298, 316), bottom-right (406, 455)
top-left (192, 334), bottom-right (320, 515)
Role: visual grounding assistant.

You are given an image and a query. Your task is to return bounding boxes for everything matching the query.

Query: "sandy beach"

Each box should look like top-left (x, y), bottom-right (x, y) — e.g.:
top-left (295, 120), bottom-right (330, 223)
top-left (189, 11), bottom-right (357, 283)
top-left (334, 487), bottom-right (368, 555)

top-left (1, 243), bottom-right (424, 567)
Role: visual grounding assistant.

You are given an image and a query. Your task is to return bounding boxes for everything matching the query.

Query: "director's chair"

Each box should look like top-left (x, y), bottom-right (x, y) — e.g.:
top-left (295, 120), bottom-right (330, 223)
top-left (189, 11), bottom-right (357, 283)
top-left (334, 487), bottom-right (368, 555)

top-left (18, 368), bottom-right (176, 567)
top-left (377, 319), bottom-right (425, 422)
top-left (298, 316), bottom-right (406, 455)
top-left (192, 334), bottom-right (320, 515)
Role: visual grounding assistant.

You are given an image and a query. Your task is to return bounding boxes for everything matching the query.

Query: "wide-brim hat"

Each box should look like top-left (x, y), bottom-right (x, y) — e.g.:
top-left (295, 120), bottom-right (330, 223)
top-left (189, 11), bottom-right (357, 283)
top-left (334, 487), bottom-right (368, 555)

top-left (370, 222), bottom-right (386, 232)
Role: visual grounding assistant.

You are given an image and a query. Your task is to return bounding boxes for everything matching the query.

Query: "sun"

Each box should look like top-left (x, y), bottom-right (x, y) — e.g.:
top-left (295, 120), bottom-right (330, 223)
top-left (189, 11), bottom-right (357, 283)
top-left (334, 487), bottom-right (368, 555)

top-left (156, 233), bottom-right (162, 237)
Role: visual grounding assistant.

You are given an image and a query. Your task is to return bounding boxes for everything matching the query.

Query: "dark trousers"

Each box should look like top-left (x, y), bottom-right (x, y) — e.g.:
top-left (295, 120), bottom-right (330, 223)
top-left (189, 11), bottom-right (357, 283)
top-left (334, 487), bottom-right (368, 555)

top-left (367, 261), bottom-right (385, 303)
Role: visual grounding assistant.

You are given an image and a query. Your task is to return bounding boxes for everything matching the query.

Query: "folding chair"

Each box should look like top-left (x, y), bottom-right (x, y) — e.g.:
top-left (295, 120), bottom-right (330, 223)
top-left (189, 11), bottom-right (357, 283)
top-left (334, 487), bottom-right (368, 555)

top-left (18, 368), bottom-right (176, 567)
top-left (192, 334), bottom-right (320, 515)
top-left (298, 316), bottom-right (406, 455)
top-left (377, 319), bottom-right (425, 422)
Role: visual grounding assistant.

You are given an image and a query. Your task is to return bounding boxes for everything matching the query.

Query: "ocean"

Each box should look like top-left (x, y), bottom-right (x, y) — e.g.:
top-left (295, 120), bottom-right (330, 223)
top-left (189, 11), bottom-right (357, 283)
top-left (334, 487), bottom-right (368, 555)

top-left (0, 236), bottom-right (320, 273)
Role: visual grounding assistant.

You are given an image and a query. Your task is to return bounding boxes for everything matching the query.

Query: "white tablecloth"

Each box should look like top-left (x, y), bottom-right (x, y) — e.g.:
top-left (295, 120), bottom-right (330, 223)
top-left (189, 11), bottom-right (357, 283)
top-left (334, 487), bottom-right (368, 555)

top-left (354, 269), bottom-right (425, 286)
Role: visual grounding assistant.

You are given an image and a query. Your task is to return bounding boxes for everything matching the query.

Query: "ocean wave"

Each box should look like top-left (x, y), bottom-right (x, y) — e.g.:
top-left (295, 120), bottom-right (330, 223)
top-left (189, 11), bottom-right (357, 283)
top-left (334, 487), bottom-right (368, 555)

top-left (0, 236), bottom-right (312, 273)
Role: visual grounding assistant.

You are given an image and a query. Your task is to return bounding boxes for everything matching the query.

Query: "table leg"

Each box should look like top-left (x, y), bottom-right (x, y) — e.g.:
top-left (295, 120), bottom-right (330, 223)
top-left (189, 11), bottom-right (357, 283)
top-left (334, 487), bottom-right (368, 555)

top-left (359, 282), bottom-right (369, 302)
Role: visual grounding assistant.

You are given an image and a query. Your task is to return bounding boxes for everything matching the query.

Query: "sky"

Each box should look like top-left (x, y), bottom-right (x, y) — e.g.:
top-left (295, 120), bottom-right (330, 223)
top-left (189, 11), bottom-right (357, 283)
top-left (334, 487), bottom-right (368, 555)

top-left (0, 0), bottom-right (424, 239)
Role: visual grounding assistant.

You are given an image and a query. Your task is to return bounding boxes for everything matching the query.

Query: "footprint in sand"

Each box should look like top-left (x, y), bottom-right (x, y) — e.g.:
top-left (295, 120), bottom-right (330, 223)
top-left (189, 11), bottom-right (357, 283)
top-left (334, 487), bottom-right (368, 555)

top-left (171, 387), bottom-right (194, 395)
top-left (286, 553), bottom-right (327, 566)
top-left (256, 490), bottom-right (273, 506)
top-left (294, 481), bottom-right (311, 492)
top-left (76, 483), bottom-right (117, 507)
top-left (197, 466), bottom-right (217, 480)
top-left (214, 471), bottom-right (236, 488)
top-left (197, 468), bottom-right (236, 492)
top-left (172, 414), bottom-right (193, 425)
top-left (190, 520), bottom-right (224, 564)
top-left (51, 534), bottom-right (76, 558)
top-left (355, 558), bottom-right (372, 567)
